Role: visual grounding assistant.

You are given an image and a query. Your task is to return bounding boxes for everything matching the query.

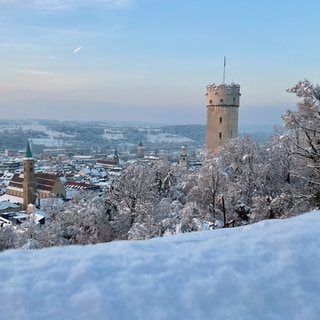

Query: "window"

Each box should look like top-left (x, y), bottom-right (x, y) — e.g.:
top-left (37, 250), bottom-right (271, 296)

top-left (219, 117), bottom-right (222, 123)
top-left (220, 99), bottom-right (224, 103)
top-left (219, 132), bottom-right (222, 139)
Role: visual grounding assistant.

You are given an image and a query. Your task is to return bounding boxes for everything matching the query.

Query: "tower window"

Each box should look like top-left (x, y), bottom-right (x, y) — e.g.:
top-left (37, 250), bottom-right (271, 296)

top-left (233, 97), bottom-right (236, 103)
top-left (220, 99), bottom-right (224, 103)
top-left (219, 132), bottom-right (222, 139)
top-left (219, 117), bottom-right (222, 123)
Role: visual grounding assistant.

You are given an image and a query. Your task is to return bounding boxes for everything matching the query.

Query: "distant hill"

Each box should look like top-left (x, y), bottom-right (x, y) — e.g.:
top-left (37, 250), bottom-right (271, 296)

top-left (0, 119), bottom-right (277, 152)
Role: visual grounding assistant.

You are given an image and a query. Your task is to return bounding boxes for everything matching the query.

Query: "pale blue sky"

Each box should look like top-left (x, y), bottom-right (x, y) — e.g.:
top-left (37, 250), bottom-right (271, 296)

top-left (0, 0), bottom-right (319, 126)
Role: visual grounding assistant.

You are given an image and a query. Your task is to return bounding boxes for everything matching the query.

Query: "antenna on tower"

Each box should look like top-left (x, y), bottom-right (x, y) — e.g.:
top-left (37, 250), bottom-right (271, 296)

top-left (223, 56), bottom-right (226, 84)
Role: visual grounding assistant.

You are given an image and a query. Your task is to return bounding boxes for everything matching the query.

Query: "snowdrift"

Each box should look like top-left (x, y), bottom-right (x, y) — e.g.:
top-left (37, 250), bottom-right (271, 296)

top-left (0, 211), bottom-right (319, 320)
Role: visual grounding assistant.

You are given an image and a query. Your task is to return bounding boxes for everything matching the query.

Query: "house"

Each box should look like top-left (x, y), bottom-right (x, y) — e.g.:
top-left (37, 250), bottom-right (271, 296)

top-left (65, 181), bottom-right (98, 191)
top-left (65, 181), bottom-right (100, 200)
top-left (0, 200), bottom-right (20, 213)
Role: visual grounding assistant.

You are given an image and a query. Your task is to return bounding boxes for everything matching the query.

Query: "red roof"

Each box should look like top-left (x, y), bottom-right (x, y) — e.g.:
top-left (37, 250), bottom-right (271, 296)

top-left (8, 173), bottom-right (59, 192)
top-left (9, 174), bottom-right (23, 188)
top-left (96, 159), bottom-right (116, 166)
top-left (65, 181), bottom-right (94, 190)
top-left (36, 173), bottom-right (58, 192)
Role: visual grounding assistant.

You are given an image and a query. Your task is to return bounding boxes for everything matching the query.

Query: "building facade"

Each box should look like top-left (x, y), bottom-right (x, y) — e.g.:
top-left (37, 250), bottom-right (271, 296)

top-left (205, 83), bottom-right (240, 152)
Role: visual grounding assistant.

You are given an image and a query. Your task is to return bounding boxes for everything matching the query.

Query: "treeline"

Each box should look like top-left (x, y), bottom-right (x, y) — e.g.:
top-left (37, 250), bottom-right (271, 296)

top-left (0, 128), bottom-right (48, 150)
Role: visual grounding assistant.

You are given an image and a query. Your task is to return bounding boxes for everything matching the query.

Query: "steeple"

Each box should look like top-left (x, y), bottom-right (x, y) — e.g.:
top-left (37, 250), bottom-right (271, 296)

top-left (23, 140), bottom-right (36, 210)
top-left (25, 140), bottom-right (33, 159)
top-left (179, 146), bottom-right (187, 169)
top-left (137, 141), bottom-right (144, 159)
top-left (113, 148), bottom-right (119, 165)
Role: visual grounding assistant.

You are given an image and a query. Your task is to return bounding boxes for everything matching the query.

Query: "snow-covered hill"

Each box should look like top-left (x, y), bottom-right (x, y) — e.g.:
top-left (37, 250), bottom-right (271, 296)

top-left (0, 211), bottom-right (319, 320)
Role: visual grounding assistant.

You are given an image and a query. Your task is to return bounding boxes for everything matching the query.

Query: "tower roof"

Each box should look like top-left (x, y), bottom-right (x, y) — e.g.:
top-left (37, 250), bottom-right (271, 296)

top-left (25, 141), bottom-right (33, 159)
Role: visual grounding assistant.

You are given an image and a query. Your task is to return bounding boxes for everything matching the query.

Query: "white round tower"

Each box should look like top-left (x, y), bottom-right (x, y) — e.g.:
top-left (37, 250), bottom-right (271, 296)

top-left (205, 82), bottom-right (240, 152)
top-left (179, 146), bottom-right (187, 169)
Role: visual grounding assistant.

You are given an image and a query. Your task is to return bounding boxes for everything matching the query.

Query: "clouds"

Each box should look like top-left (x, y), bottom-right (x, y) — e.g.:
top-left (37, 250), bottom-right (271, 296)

top-left (0, 0), bottom-right (133, 11)
top-left (2, 68), bottom-right (82, 93)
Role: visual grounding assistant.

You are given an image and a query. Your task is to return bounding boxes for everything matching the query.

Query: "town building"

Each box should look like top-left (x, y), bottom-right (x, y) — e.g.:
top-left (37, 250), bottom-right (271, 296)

top-left (0, 160), bottom-right (22, 173)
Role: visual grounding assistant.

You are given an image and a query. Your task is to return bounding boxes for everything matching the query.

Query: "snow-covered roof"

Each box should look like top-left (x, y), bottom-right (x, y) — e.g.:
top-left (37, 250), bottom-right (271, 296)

top-left (0, 200), bottom-right (19, 210)
top-left (0, 194), bottom-right (23, 204)
top-left (79, 167), bottom-right (91, 176)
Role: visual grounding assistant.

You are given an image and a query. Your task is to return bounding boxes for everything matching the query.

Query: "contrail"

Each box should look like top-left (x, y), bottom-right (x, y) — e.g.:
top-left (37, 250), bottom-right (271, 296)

top-left (73, 46), bottom-right (82, 53)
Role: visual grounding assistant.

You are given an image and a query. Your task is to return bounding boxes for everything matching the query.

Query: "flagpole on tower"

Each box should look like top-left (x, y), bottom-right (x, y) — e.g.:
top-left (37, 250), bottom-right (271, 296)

top-left (223, 56), bottom-right (226, 84)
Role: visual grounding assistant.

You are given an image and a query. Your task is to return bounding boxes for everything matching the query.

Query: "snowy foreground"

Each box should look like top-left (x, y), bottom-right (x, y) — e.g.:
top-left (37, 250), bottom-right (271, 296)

top-left (1, 212), bottom-right (320, 320)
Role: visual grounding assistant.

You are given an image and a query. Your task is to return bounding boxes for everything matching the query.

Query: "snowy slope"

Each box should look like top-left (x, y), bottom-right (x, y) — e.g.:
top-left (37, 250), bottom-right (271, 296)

top-left (0, 211), bottom-right (319, 320)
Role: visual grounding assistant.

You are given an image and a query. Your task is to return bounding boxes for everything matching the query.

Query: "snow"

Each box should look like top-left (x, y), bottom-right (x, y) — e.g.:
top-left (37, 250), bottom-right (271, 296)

top-left (0, 200), bottom-right (19, 210)
top-left (0, 193), bottom-right (23, 204)
top-left (1, 211), bottom-right (320, 320)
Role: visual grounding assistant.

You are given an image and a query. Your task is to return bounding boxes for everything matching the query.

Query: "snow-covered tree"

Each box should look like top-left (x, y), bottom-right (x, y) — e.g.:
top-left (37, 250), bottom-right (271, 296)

top-left (282, 79), bottom-right (320, 206)
top-left (106, 162), bottom-right (159, 239)
top-left (0, 225), bottom-right (16, 251)
top-left (15, 212), bottom-right (42, 248)
top-left (187, 152), bottom-right (227, 222)
top-left (218, 136), bottom-right (271, 223)
top-left (154, 159), bottom-right (176, 197)
top-left (30, 192), bottom-right (112, 247)
top-left (261, 128), bottom-right (312, 218)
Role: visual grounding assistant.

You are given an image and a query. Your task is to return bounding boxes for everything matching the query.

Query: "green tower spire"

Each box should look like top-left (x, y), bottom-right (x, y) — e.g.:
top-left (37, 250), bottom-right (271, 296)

top-left (25, 141), bottom-right (33, 158)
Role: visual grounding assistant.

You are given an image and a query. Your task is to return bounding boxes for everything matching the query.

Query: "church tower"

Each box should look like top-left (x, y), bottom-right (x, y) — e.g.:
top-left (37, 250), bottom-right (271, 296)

top-left (113, 148), bottom-right (119, 165)
top-left (205, 59), bottom-right (241, 152)
top-left (137, 141), bottom-right (144, 159)
top-left (23, 141), bottom-right (36, 210)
